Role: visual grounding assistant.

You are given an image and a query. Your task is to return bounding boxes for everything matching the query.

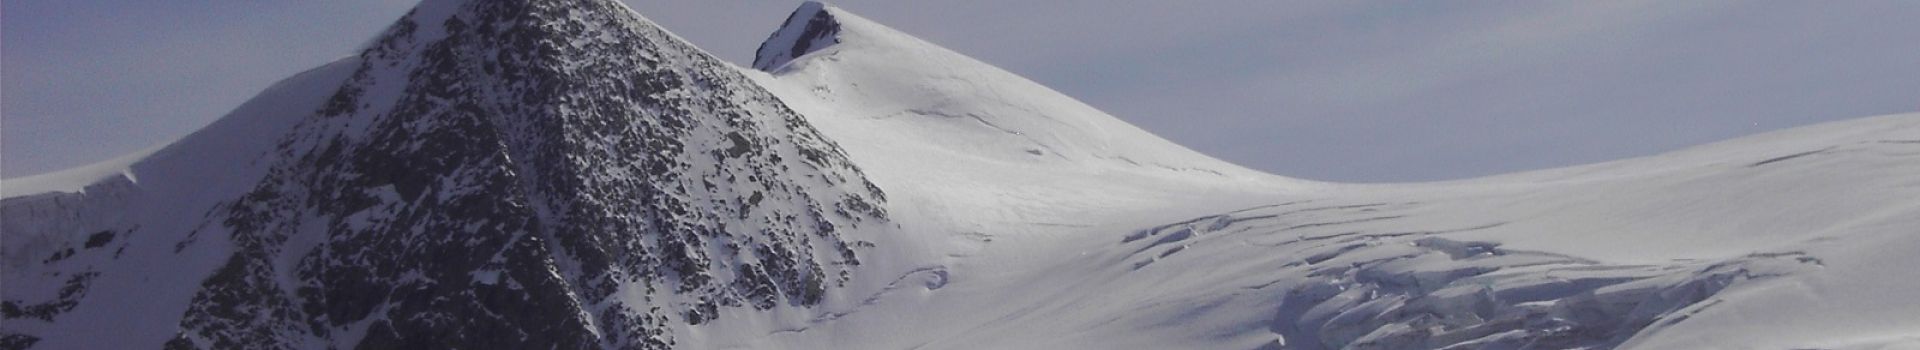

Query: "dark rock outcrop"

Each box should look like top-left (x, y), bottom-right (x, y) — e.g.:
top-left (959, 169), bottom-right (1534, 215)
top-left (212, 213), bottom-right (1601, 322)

top-left (161, 0), bottom-right (888, 348)
top-left (752, 2), bottom-right (842, 71)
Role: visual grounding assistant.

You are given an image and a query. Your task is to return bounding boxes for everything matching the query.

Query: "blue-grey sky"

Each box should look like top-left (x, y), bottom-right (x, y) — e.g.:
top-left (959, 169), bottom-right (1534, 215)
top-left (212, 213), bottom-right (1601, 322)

top-left (5, 1), bottom-right (1917, 182)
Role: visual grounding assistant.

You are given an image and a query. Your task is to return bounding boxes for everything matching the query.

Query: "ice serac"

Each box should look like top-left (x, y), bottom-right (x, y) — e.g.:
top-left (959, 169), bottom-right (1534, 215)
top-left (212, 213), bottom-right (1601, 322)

top-left (752, 1), bottom-right (838, 71)
top-left (3, 0), bottom-right (888, 349)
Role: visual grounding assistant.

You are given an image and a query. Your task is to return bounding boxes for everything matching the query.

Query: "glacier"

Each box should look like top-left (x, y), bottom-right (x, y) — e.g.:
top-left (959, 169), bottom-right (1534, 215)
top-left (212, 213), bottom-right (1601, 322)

top-left (4, 1), bottom-right (1919, 349)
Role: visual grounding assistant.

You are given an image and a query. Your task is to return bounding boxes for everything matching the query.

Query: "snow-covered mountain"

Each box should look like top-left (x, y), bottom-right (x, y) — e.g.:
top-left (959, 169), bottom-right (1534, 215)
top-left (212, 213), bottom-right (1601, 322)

top-left (5, 1), bottom-right (1919, 349)
top-left (3, 0), bottom-right (890, 348)
top-left (742, 3), bottom-right (1310, 242)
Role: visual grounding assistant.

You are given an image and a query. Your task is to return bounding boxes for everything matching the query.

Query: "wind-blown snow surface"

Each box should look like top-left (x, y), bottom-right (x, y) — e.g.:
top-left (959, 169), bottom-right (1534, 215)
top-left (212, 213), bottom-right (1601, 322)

top-left (742, 3), bottom-right (1306, 240)
top-left (4, 1), bottom-right (1920, 349)
top-left (728, 4), bottom-right (1920, 350)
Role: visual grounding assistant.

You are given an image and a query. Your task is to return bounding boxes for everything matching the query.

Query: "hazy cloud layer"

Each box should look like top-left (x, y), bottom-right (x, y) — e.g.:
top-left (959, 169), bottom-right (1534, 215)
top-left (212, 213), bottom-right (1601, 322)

top-left (6, 1), bottom-right (1917, 181)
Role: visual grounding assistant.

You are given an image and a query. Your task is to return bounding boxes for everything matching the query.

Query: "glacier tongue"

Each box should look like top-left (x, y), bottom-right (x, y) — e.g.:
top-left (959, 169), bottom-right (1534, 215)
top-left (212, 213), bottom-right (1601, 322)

top-left (1115, 203), bottom-right (1821, 350)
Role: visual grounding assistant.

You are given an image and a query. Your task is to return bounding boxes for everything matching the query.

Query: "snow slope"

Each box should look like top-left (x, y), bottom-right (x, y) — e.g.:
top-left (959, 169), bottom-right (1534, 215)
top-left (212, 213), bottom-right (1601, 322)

top-left (742, 3), bottom-right (1311, 247)
top-left (1, 57), bottom-right (360, 349)
top-left (6, 0), bottom-right (897, 348)
top-left (748, 4), bottom-right (1288, 182)
top-left (726, 3), bottom-right (1920, 350)
top-left (4, 1), bottom-right (1918, 349)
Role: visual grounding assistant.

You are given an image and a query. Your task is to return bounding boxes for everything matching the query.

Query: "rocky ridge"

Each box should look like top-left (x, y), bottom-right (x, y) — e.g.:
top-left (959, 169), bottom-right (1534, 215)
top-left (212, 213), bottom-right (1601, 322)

top-left (4, 0), bottom-right (888, 349)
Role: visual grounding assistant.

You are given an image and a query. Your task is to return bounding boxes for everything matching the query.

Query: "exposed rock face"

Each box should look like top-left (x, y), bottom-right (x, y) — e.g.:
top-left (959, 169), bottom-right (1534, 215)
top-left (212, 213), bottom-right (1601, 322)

top-left (752, 2), bottom-right (841, 71)
top-left (138, 0), bottom-right (888, 348)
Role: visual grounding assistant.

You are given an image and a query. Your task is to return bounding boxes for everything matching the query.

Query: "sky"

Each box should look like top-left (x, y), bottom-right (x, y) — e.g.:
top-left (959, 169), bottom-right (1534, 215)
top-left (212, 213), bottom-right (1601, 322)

top-left (4, 1), bottom-right (1917, 182)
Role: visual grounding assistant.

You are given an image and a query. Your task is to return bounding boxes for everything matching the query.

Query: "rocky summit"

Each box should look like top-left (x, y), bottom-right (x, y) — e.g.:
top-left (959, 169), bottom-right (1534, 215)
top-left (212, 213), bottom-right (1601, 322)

top-left (5, 0), bottom-right (886, 349)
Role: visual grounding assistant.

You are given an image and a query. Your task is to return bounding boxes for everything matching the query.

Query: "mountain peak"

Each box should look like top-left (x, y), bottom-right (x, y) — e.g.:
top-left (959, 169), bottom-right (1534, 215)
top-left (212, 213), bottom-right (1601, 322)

top-left (753, 2), bottom-right (841, 71)
top-left (746, 3), bottom-right (1291, 186)
top-left (366, 0), bottom-right (644, 58)
top-left (2, 0), bottom-right (892, 348)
